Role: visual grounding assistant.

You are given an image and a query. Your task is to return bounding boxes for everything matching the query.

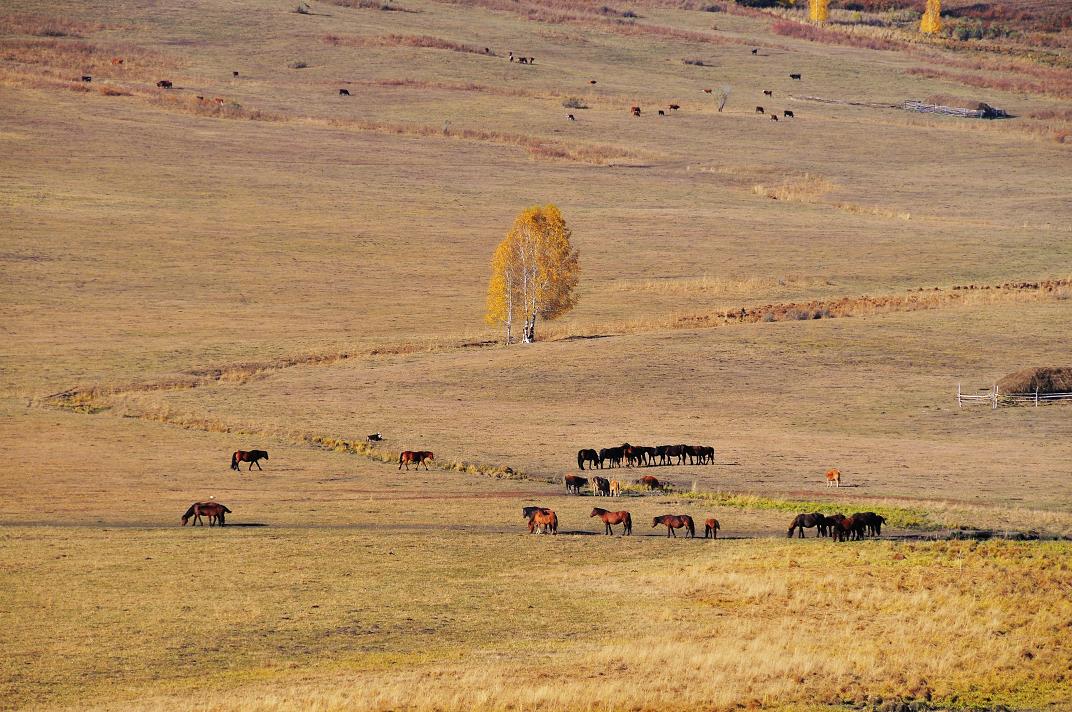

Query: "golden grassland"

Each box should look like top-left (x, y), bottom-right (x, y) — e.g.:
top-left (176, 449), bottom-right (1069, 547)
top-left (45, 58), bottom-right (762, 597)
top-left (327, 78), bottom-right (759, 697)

top-left (3, 0), bottom-right (1072, 709)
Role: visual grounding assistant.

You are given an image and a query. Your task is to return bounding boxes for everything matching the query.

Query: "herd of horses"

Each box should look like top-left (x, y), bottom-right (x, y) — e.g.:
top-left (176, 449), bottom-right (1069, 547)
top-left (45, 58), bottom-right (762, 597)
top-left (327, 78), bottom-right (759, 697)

top-left (788, 511), bottom-right (886, 541)
top-left (577, 443), bottom-right (715, 470)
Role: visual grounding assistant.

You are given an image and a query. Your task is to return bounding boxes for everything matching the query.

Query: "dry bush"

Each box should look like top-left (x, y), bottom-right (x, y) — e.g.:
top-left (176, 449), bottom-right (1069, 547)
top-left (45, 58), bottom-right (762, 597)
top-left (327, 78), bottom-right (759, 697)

top-left (771, 18), bottom-right (905, 50)
top-left (322, 33), bottom-right (492, 55)
top-left (324, 0), bottom-right (416, 10)
top-left (1029, 106), bottom-right (1072, 121)
top-left (0, 37), bottom-right (180, 82)
top-left (907, 65), bottom-right (1072, 99)
top-left (0, 12), bottom-right (107, 38)
top-left (751, 173), bottom-right (837, 202)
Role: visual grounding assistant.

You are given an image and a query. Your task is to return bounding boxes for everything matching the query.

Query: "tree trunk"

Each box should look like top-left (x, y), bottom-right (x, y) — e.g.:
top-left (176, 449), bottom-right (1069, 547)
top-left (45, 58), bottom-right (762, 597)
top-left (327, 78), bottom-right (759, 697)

top-left (523, 313), bottom-right (537, 343)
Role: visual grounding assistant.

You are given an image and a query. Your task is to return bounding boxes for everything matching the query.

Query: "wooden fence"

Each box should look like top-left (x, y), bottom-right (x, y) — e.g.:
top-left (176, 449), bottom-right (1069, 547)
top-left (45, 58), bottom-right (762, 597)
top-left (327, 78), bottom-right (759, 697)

top-left (957, 383), bottom-right (1072, 408)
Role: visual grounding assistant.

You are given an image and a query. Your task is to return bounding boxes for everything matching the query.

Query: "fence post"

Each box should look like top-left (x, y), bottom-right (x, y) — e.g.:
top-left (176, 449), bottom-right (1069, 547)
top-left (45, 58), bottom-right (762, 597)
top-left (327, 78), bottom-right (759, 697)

top-left (992, 383), bottom-right (998, 410)
top-left (957, 382), bottom-right (962, 408)
top-left (1035, 387), bottom-right (1039, 407)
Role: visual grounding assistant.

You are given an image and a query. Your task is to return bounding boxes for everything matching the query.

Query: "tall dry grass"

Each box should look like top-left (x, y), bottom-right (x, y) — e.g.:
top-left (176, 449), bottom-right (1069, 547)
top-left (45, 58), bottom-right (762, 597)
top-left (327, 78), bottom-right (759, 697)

top-left (322, 33), bottom-right (493, 55)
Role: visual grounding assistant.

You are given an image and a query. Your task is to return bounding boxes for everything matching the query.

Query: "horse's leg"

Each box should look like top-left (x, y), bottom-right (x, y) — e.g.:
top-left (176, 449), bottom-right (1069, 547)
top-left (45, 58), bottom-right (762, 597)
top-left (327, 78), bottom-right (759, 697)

top-left (255, 459), bottom-right (263, 470)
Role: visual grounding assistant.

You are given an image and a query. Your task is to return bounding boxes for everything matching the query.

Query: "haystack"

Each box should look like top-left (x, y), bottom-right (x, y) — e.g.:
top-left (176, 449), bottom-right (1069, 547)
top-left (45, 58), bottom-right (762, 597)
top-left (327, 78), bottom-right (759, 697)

top-left (997, 367), bottom-right (1072, 394)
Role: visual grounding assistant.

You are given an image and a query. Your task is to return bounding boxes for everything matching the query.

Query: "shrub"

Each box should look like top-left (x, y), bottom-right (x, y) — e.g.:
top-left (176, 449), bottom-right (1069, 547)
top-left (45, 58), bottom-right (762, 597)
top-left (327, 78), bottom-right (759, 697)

top-left (288, 61), bottom-right (309, 69)
top-left (562, 97), bottom-right (588, 109)
top-left (295, 2), bottom-right (311, 13)
top-left (761, 312), bottom-right (775, 322)
top-left (701, 4), bottom-right (722, 12)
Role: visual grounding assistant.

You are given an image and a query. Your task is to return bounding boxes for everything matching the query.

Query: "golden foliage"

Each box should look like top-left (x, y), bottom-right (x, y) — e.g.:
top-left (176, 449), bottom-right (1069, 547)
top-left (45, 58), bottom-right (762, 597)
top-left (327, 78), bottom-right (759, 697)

top-left (921, 0), bottom-right (941, 34)
top-left (808, 0), bottom-right (829, 23)
top-left (485, 204), bottom-right (579, 343)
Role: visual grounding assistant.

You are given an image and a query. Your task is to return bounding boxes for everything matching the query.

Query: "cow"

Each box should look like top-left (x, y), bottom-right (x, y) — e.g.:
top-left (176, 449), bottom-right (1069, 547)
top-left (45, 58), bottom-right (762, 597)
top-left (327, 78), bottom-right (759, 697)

top-left (658, 110), bottom-right (665, 115)
top-left (564, 474), bottom-right (589, 495)
top-left (751, 48), bottom-right (758, 55)
top-left (784, 110), bottom-right (794, 118)
top-left (366, 432), bottom-right (383, 443)
top-left (592, 476), bottom-right (611, 497)
top-left (233, 70), bottom-right (239, 77)
top-left (669, 104), bottom-right (680, 110)
top-left (631, 106), bottom-right (641, 117)
top-left (703, 88), bottom-right (713, 93)
top-left (213, 97), bottom-right (225, 105)
top-left (509, 52), bottom-right (514, 62)
top-left (589, 79), bottom-right (597, 84)
top-left (763, 90), bottom-right (772, 97)
top-left (111, 57), bottom-right (124, 66)
top-left (567, 114), bottom-right (576, 121)
top-left (156, 80), bottom-right (172, 88)
top-left (609, 479), bottom-right (621, 496)
top-left (339, 89), bottom-right (350, 96)
top-left (518, 57), bottom-right (529, 64)
top-left (755, 106), bottom-right (765, 114)
top-left (770, 114), bottom-right (779, 121)
top-left (790, 73), bottom-right (802, 80)
top-left (81, 75), bottom-right (92, 82)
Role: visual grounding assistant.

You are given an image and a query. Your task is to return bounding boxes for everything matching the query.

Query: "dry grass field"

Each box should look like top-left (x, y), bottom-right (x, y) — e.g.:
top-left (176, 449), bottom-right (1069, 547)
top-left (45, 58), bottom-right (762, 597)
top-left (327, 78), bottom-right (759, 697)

top-left (2, 0), bottom-right (1072, 709)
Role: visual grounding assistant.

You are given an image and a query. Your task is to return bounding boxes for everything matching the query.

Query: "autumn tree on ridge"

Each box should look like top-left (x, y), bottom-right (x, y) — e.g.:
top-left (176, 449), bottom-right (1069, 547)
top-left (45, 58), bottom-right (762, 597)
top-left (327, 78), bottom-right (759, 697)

top-left (485, 204), bottom-right (579, 344)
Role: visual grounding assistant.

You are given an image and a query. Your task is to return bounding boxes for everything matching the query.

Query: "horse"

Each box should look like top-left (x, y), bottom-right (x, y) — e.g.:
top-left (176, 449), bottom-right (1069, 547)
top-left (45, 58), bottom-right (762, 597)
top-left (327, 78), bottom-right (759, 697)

top-left (787, 512), bottom-right (826, 538)
top-left (399, 451), bottom-right (434, 470)
top-left (181, 501), bottom-right (231, 526)
top-left (770, 114), bottom-right (779, 121)
top-left (852, 512), bottom-right (886, 537)
top-left (564, 474), bottom-right (588, 495)
top-left (832, 515), bottom-right (864, 542)
top-left (591, 508), bottom-right (632, 535)
top-left (339, 88), bottom-right (351, 96)
top-left (653, 514), bottom-right (694, 538)
top-left (523, 506), bottom-right (553, 533)
top-left (231, 450), bottom-right (268, 471)
top-left (599, 446), bottom-right (624, 468)
top-left (756, 106), bottom-right (765, 114)
top-left (821, 513), bottom-right (845, 538)
top-left (784, 110), bottom-right (794, 118)
top-left (659, 444), bottom-right (687, 465)
top-left (685, 445), bottom-right (708, 464)
top-left (704, 518), bottom-right (720, 539)
top-left (156, 79), bottom-right (172, 88)
top-left (825, 468), bottom-right (841, 487)
top-left (637, 474), bottom-right (662, 491)
top-left (577, 448), bottom-right (600, 470)
top-left (609, 479), bottom-right (621, 496)
top-left (592, 476), bottom-right (611, 496)
top-left (531, 509), bottom-right (558, 534)
top-left (111, 57), bottom-right (124, 66)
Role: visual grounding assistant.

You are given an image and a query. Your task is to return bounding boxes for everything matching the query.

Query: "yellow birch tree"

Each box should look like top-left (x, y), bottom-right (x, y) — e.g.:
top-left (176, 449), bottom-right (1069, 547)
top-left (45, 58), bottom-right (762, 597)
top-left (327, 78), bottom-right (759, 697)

top-left (485, 204), bottom-right (579, 344)
top-left (920, 0), bottom-right (941, 34)
top-left (809, 0), bottom-right (828, 23)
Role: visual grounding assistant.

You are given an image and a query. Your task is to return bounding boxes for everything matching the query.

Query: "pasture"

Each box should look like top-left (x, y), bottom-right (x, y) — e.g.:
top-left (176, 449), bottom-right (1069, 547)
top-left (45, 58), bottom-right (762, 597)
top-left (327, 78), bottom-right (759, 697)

top-left (2, 0), bottom-right (1072, 709)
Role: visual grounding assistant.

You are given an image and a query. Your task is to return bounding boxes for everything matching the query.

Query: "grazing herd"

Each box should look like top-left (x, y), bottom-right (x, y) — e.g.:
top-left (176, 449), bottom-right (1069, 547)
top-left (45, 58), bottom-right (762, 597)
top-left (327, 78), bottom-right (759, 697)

top-left (788, 511), bottom-right (886, 541)
top-left (577, 443), bottom-right (715, 470)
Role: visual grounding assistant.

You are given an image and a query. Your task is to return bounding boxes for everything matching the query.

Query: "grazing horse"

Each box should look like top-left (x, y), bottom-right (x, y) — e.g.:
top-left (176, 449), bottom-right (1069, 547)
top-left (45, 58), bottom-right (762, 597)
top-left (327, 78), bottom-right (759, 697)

top-left (852, 512), bottom-right (886, 537)
top-left (81, 75), bottom-right (92, 82)
top-left (609, 479), bottom-right (621, 496)
top-left (669, 104), bottom-right (680, 110)
top-left (531, 509), bottom-right (558, 534)
top-left (181, 501), bottom-right (231, 526)
top-left (577, 448), bottom-right (600, 470)
top-left (704, 518), bottom-right (720, 539)
top-left (564, 474), bottom-right (589, 495)
top-left (756, 106), bottom-right (765, 114)
top-left (339, 88), bottom-right (350, 96)
top-left (592, 476), bottom-right (611, 496)
top-left (763, 90), bottom-right (772, 97)
top-left (156, 79), bottom-right (172, 88)
top-left (591, 508), bottom-right (632, 535)
top-left (231, 450), bottom-right (268, 471)
top-left (637, 474), bottom-right (662, 491)
top-left (398, 451), bottom-right (434, 470)
top-left (751, 48), bottom-right (758, 55)
top-left (832, 515), bottom-right (864, 542)
top-left (567, 113), bottom-right (576, 121)
top-left (233, 70), bottom-right (239, 77)
top-left (523, 506), bottom-right (553, 533)
top-left (821, 513), bottom-right (845, 538)
top-left (599, 446), bottom-right (624, 468)
top-left (825, 468), bottom-right (841, 487)
top-left (653, 514), bottom-right (695, 538)
top-left (787, 512), bottom-right (826, 538)
top-left (770, 114), bottom-right (779, 121)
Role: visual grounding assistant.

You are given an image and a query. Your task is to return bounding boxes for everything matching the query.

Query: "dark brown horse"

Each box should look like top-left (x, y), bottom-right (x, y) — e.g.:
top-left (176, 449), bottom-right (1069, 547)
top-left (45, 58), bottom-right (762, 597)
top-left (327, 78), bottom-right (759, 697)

top-left (181, 501), bottom-right (231, 526)
top-left (592, 476), bottom-right (611, 496)
top-left (564, 474), bottom-right (588, 495)
top-left (852, 512), bottom-right (886, 537)
top-left (653, 514), bottom-right (694, 538)
top-left (577, 448), bottom-right (600, 470)
top-left (637, 474), bottom-right (663, 491)
top-left (398, 450), bottom-right (434, 470)
top-left (659, 444), bottom-right (687, 465)
top-left (599, 446), bottom-right (624, 468)
top-left (523, 506), bottom-right (553, 533)
top-left (832, 515), bottom-right (864, 542)
top-left (231, 450), bottom-right (268, 471)
top-left (704, 518), bottom-right (720, 539)
top-left (591, 508), bottom-right (631, 535)
top-left (787, 512), bottom-right (826, 538)
top-left (531, 509), bottom-right (558, 534)
top-left (821, 513), bottom-right (846, 538)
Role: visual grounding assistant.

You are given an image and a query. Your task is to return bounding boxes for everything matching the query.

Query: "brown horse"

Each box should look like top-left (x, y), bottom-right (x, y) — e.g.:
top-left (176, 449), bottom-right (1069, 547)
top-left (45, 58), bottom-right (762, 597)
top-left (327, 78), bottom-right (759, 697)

top-left (825, 468), bottom-right (841, 487)
top-left (637, 474), bottom-right (663, 491)
top-left (399, 451), bottom-right (434, 470)
top-left (231, 450), bottom-right (268, 471)
top-left (592, 476), bottom-right (611, 496)
top-left (564, 474), bottom-right (588, 494)
top-left (609, 479), bottom-right (621, 496)
top-left (787, 512), bottom-right (826, 538)
top-left (523, 506), bottom-right (552, 533)
top-left (591, 508), bottom-right (632, 535)
top-left (704, 518), bottom-right (720, 538)
top-left (531, 509), bottom-right (558, 534)
top-left (181, 501), bottom-right (231, 526)
top-left (653, 514), bottom-right (694, 538)
top-left (852, 512), bottom-right (886, 537)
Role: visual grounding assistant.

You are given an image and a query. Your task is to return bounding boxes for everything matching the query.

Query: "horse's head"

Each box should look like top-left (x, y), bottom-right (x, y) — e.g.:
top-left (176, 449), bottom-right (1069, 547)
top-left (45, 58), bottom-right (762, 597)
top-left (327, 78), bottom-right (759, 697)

top-left (590, 508), bottom-right (602, 517)
top-left (652, 517), bottom-right (660, 528)
top-left (181, 516), bottom-right (189, 526)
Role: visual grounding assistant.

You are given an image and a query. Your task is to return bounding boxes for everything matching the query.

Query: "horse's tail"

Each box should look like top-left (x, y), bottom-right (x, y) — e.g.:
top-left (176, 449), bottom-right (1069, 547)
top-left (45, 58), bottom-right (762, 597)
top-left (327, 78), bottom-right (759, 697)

top-left (550, 512), bottom-right (558, 534)
top-left (687, 517), bottom-right (696, 536)
top-left (577, 450), bottom-right (584, 470)
top-left (398, 452), bottom-right (404, 469)
top-left (624, 512), bottom-right (632, 533)
top-left (230, 452), bottom-right (239, 471)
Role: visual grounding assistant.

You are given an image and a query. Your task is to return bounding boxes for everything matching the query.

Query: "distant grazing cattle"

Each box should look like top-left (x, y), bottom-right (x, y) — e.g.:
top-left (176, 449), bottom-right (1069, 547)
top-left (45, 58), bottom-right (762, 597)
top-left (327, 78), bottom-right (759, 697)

top-left (755, 106), bottom-right (765, 114)
top-left (233, 70), bottom-right (239, 77)
top-left (567, 113), bottom-right (575, 121)
top-left (156, 80), bottom-right (172, 88)
top-left (484, 47), bottom-right (490, 54)
top-left (751, 48), bottom-right (758, 55)
top-left (589, 79), bottom-right (597, 84)
top-left (196, 95), bottom-right (204, 101)
top-left (339, 88), bottom-right (350, 96)
top-left (508, 52), bottom-right (514, 62)
top-left (213, 97), bottom-right (225, 105)
top-left (366, 432), bottom-right (383, 443)
top-left (770, 114), bottom-right (779, 121)
top-left (658, 110), bottom-right (665, 115)
top-left (517, 56), bottom-right (529, 64)
top-left (631, 106), bottom-right (641, 117)
top-left (81, 75), bottom-right (92, 82)
top-left (703, 88), bottom-right (712, 93)
top-left (825, 468), bottom-right (841, 487)
top-left (784, 110), bottom-right (794, 118)
top-left (790, 73), bottom-right (802, 80)
top-left (669, 104), bottom-right (680, 110)
top-left (637, 475), bottom-right (662, 491)
top-left (763, 90), bottom-right (772, 97)
top-left (527, 57), bottom-right (535, 64)
top-left (111, 57), bottom-right (124, 66)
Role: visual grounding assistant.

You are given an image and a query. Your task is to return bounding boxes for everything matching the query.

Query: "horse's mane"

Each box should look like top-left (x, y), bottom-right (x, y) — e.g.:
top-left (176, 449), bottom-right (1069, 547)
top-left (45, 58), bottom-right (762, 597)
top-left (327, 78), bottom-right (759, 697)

top-left (181, 504), bottom-right (196, 520)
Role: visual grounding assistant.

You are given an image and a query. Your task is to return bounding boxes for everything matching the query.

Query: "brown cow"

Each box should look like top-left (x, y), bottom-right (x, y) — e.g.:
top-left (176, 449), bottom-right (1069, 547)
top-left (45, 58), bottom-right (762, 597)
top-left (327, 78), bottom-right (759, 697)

top-left (156, 80), bottom-right (172, 88)
top-left (637, 474), bottom-right (662, 491)
top-left (111, 57), bottom-right (124, 66)
top-left (631, 106), bottom-right (641, 117)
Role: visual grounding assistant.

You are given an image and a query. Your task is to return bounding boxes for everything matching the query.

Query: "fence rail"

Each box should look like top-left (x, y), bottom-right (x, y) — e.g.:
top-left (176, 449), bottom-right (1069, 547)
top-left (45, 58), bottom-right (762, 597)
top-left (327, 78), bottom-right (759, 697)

top-left (957, 383), bottom-right (1072, 408)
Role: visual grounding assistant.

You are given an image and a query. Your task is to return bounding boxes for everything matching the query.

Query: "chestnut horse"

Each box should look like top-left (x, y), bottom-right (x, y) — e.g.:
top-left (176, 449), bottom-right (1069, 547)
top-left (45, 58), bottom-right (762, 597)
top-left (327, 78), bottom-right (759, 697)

top-left (531, 509), bottom-right (558, 534)
top-left (523, 506), bottom-right (553, 533)
top-left (704, 518), bottom-right (720, 538)
top-left (609, 479), bottom-right (621, 496)
top-left (637, 475), bottom-right (663, 491)
top-left (591, 507), bottom-right (631, 535)
top-left (399, 451), bottom-right (434, 470)
top-left (825, 468), bottom-right (841, 487)
top-left (653, 514), bottom-right (694, 538)
top-left (181, 501), bottom-right (231, 526)
top-left (231, 449), bottom-right (268, 471)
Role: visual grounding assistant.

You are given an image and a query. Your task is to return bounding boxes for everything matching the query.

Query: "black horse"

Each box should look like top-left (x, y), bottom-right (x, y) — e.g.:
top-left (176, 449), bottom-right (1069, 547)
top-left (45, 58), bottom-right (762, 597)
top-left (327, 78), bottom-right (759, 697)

top-left (787, 512), bottom-right (826, 538)
top-left (577, 448), bottom-right (600, 470)
top-left (231, 449), bottom-right (268, 471)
